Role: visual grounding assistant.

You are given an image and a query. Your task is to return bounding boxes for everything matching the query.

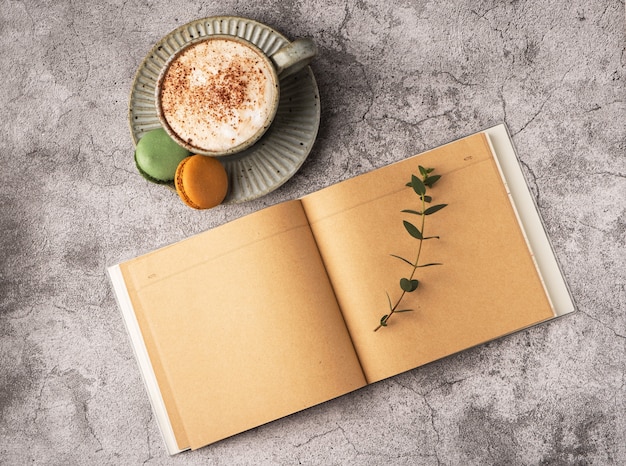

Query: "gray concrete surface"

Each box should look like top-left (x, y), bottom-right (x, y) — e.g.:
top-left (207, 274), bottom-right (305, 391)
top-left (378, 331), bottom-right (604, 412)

top-left (1, 0), bottom-right (625, 464)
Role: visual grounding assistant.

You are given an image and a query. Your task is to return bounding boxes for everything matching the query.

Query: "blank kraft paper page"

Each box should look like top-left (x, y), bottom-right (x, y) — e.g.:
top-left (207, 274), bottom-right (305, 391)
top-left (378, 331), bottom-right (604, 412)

top-left (119, 200), bottom-right (367, 450)
top-left (302, 133), bottom-right (555, 383)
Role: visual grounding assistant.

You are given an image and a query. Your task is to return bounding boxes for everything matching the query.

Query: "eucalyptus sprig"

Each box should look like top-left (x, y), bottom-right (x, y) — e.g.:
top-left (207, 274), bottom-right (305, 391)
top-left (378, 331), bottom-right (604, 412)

top-left (374, 166), bottom-right (446, 331)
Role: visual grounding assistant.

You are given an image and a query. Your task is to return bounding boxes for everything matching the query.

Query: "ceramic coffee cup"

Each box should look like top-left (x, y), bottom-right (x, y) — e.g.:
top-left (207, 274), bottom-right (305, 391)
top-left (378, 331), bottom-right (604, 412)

top-left (155, 34), bottom-right (317, 157)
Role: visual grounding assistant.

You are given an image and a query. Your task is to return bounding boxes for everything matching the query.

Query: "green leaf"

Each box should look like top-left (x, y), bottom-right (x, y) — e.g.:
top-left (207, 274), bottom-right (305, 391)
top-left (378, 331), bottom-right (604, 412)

top-left (390, 254), bottom-right (415, 266)
top-left (403, 221), bottom-right (423, 239)
top-left (423, 236), bottom-right (440, 240)
top-left (380, 315), bottom-right (388, 326)
top-left (410, 175), bottom-right (426, 196)
top-left (419, 166), bottom-right (428, 177)
top-left (424, 204), bottom-right (447, 215)
top-left (426, 167), bottom-right (435, 174)
top-left (400, 278), bottom-right (419, 292)
top-left (421, 195), bottom-right (433, 203)
top-left (386, 292), bottom-right (393, 311)
top-left (424, 174), bottom-right (441, 187)
top-left (417, 262), bottom-right (443, 267)
top-left (395, 309), bottom-right (414, 313)
top-left (401, 209), bottom-right (423, 216)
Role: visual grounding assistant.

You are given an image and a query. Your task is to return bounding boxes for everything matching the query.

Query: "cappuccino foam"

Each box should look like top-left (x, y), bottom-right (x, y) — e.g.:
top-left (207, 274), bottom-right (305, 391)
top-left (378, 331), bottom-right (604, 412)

top-left (159, 38), bottom-right (278, 154)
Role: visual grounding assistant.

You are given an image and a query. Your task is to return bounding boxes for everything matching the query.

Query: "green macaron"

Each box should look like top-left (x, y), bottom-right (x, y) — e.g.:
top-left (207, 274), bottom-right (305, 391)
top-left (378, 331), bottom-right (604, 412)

top-left (134, 128), bottom-right (191, 183)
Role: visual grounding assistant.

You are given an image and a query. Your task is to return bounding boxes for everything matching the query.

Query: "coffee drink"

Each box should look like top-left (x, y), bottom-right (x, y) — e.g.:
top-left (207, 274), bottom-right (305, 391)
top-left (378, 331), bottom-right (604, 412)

top-left (157, 36), bottom-right (279, 155)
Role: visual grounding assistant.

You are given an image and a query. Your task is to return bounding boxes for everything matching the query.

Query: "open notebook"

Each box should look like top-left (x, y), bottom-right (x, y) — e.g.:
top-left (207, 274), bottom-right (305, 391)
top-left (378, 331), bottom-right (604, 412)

top-left (108, 124), bottom-right (575, 454)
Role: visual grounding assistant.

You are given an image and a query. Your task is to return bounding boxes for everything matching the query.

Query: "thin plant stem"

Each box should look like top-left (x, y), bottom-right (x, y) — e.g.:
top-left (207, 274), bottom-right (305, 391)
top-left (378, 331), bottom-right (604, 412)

top-left (374, 193), bottom-right (427, 332)
top-left (374, 166), bottom-right (445, 332)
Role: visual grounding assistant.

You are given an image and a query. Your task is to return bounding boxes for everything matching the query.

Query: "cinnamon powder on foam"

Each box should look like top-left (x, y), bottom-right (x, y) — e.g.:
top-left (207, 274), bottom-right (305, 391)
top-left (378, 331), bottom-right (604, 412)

top-left (160, 39), bottom-right (277, 153)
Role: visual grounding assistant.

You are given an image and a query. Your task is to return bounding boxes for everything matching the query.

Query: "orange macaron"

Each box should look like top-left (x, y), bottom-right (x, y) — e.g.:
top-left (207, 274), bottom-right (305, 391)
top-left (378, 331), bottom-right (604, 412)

top-left (174, 155), bottom-right (229, 209)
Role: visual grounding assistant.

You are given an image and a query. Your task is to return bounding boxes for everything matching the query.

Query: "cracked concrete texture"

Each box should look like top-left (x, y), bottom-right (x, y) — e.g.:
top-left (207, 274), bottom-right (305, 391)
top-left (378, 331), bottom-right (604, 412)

top-left (0, 0), bottom-right (624, 464)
